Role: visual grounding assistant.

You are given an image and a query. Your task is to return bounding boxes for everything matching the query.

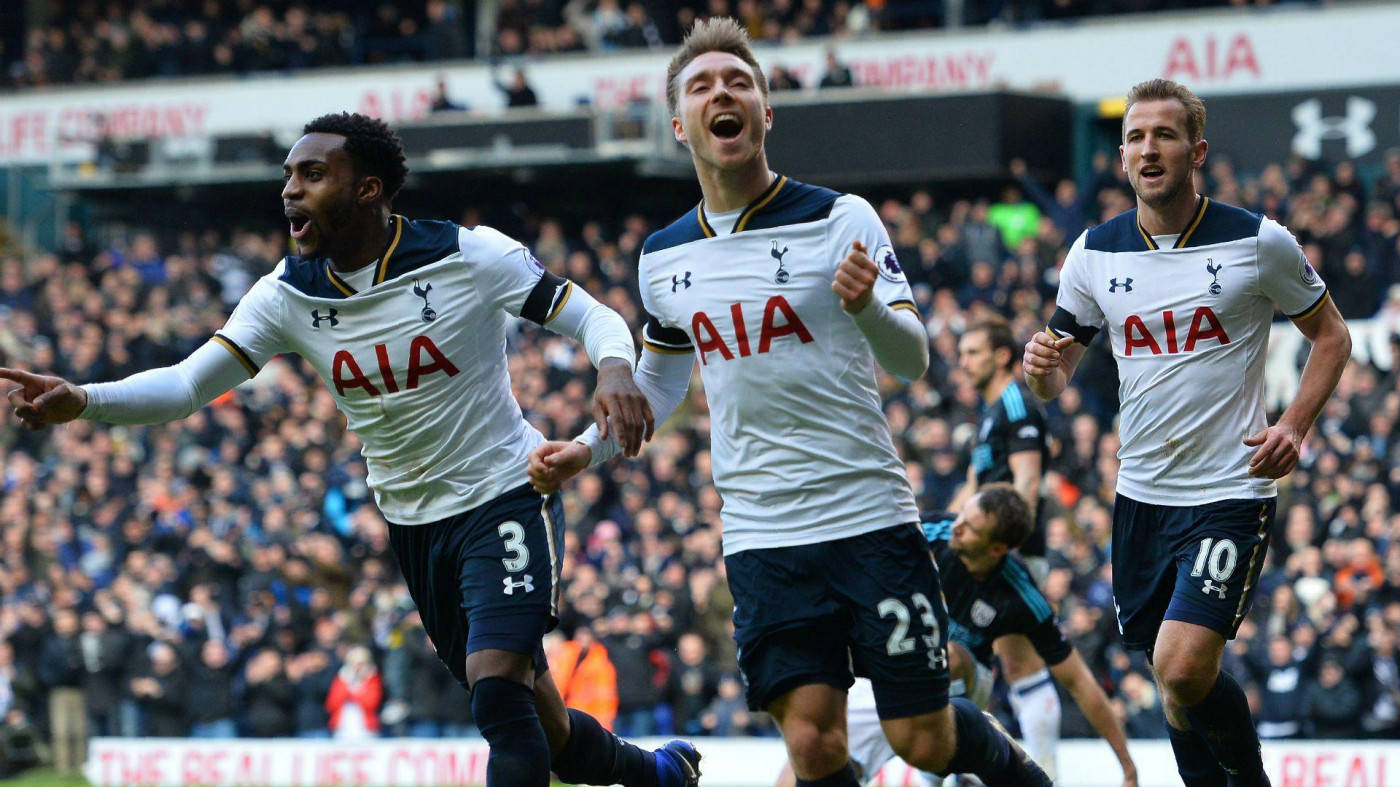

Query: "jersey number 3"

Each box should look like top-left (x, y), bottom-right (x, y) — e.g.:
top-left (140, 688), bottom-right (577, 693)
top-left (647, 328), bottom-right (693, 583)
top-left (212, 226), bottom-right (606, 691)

top-left (498, 521), bottom-right (530, 572)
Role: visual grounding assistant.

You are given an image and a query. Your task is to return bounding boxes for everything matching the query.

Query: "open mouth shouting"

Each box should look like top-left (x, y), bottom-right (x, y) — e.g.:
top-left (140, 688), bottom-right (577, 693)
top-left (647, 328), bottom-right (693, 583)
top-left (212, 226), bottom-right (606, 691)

top-left (286, 208), bottom-right (314, 243)
top-left (709, 112), bottom-right (745, 144)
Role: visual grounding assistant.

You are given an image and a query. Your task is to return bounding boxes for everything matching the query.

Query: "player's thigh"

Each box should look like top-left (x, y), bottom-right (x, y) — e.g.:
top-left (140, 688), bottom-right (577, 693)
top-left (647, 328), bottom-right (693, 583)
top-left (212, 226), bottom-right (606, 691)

top-left (1110, 494), bottom-right (1180, 651)
top-left (831, 524), bottom-right (951, 721)
top-left (725, 545), bottom-right (852, 714)
top-left (387, 518), bottom-right (471, 688)
top-left (769, 682), bottom-right (850, 775)
top-left (1163, 498), bottom-right (1275, 646)
top-left (458, 485), bottom-right (565, 662)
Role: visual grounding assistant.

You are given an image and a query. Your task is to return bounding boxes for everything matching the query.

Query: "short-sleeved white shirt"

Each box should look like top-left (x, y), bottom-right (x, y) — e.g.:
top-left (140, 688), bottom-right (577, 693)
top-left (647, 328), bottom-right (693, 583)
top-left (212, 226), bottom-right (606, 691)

top-left (1052, 199), bottom-right (1328, 505)
top-left (218, 216), bottom-right (568, 524)
top-left (638, 176), bottom-right (922, 554)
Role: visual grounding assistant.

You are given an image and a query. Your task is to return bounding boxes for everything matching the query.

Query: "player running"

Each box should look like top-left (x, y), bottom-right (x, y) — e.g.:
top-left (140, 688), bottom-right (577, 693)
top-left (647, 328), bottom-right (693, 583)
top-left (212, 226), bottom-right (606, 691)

top-left (1024, 79), bottom-right (1351, 786)
top-left (788, 486), bottom-right (1137, 787)
top-left (529, 17), bottom-right (1050, 787)
top-left (1, 113), bottom-right (699, 787)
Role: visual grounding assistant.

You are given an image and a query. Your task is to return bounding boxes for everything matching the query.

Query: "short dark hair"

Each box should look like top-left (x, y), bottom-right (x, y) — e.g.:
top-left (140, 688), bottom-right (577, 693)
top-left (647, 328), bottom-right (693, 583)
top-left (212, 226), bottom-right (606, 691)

top-left (302, 112), bottom-right (408, 203)
top-left (968, 314), bottom-right (1017, 371)
top-left (666, 17), bottom-right (768, 117)
top-left (976, 483), bottom-right (1033, 549)
top-left (1125, 78), bottom-right (1207, 144)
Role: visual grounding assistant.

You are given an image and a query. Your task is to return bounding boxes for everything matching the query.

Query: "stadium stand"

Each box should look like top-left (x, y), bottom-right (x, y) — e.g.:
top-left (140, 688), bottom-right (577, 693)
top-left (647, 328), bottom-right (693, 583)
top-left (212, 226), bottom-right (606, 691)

top-left (2, 0), bottom-right (1309, 88)
top-left (1, 145), bottom-right (1399, 780)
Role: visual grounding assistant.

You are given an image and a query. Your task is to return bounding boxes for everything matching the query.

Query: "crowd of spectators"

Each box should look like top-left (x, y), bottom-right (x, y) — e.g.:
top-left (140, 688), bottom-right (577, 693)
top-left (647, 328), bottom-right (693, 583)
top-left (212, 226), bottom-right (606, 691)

top-left (3, 0), bottom-right (1315, 89)
top-left (2, 144), bottom-right (1400, 778)
top-left (3, 0), bottom-right (472, 89)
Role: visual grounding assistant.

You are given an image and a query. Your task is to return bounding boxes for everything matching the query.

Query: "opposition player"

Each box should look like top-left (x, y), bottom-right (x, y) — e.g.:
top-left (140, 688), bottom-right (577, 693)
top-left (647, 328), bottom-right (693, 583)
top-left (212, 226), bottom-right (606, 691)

top-left (529, 18), bottom-right (1050, 787)
top-left (0, 113), bottom-right (700, 787)
top-left (1024, 79), bottom-right (1351, 786)
top-left (954, 314), bottom-right (1051, 571)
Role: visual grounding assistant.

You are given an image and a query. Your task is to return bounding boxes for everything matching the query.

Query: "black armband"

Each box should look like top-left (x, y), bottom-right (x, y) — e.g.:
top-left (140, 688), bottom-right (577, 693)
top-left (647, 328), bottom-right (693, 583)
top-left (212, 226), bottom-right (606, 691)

top-left (1047, 307), bottom-right (1099, 346)
top-left (521, 271), bottom-right (571, 324)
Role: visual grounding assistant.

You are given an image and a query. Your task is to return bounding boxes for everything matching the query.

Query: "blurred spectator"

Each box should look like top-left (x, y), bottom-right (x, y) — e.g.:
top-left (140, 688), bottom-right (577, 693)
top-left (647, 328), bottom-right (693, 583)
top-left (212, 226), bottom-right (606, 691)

top-left (817, 47), bottom-right (854, 88)
top-left (430, 76), bottom-right (467, 113)
top-left (1245, 635), bottom-right (1310, 740)
top-left (289, 646), bottom-right (337, 738)
top-left (242, 649), bottom-right (295, 737)
top-left (768, 65), bottom-right (802, 91)
top-left (326, 645), bottom-right (383, 740)
top-left (39, 608), bottom-right (85, 776)
top-left (0, 709), bottom-right (41, 778)
top-left (130, 642), bottom-right (189, 737)
top-left (78, 610), bottom-right (127, 737)
top-left (495, 66), bottom-right (540, 108)
top-left (602, 609), bottom-right (665, 737)
top-left (1303, 657), bottom-right (1363, 738)
top-left (662, 632), bottom-right (719, 736)
top-left (549, 625), bottom-right (619, 731)
top-left (187, 640), bottom-right (237, 738)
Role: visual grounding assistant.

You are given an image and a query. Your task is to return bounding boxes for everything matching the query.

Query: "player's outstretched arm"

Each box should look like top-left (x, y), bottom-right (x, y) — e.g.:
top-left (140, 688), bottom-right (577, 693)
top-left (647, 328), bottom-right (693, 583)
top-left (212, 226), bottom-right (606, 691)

top-left (1022, 331), bottom-right (1082, 400)
top-left (4, 341), bottom-right (250, 430)
top-left (0, 368), bottom-right (87, 430)
top-left (833, 240), bottom-right (929, 380)
top-left (1243, 296), bottom-right (1350, 479)
top-left (1048, 650), bottom-right (1138, 787)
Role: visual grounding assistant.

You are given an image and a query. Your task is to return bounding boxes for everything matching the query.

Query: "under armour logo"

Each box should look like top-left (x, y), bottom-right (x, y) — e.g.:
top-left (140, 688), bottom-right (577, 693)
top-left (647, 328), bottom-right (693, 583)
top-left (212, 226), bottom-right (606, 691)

top-left (502, 574), bottom-right (534, 595)
top-left (1206, 259), bottom-right (1222, 295)
top-left (1109, 278), bottom-right (1133, 293)
top-left (412, 278), bottom-right (437, 323)
top-left (923, 637), bottom-right (948, 671)
top-left (311, 308), bottom-right (338, 328)
top-left (1292, 97), bottom-right (1376, 159)
top-left (772, 241), bottom-right (790, 284)
top-left (672, 272), bottom-right (691, 292)
top-left (1202, 580), bottom-right (1228, 599)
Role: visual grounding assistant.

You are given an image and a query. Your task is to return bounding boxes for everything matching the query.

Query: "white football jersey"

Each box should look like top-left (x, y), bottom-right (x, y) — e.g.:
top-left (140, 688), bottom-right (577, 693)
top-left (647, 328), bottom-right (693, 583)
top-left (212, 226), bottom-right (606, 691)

top-left (1051, 198), bottom-right (1329, 506)
top-left (639, 176), bottom-right (921, 553)
top-left (217, 216), bottom-right (573, 525)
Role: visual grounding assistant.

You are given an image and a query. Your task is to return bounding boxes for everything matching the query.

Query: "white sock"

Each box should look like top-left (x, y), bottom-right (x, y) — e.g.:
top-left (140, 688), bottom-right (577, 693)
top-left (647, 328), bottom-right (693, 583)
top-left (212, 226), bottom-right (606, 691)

top-left (1008, 668), bottom-right (1061, 781)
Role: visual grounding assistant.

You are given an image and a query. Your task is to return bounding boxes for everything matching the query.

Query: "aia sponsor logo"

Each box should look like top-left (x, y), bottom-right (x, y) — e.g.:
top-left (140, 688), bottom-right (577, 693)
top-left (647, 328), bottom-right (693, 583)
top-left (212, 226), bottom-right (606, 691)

top-left (1123, 307), bottom-right (1230, 356)
top-left (691, 295), bottom-right (813, 364)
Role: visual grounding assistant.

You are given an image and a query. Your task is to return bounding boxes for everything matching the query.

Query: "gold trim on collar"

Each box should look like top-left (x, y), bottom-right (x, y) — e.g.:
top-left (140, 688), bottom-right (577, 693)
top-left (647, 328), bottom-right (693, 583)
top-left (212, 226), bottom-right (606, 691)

top-left (1174, 196), bottom-right (1210, 249)
top-left (374, 215), bottom-right (404, 285)
top-left (734, 175), bottom-right (787, 234)
top-left (696, 204), bottom-right (715, 238)
top-left (325, 263), bottom-right (356, 297)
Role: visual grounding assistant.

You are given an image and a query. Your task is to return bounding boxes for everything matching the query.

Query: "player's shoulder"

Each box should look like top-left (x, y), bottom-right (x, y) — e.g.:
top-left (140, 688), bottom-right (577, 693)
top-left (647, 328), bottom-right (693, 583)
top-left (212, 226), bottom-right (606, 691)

top-left (1182, 198), bottom-right (1264, 248)
top-left (277, 254), bottom-right (344, 298)
top-left (743, 176), bottom-right (844, 233)
top-left (382, 216), bottom-right (464, 280)
top-left (998, 381), bottom-right (1042, 423)
top-left (1083, 208), bottom-right (1149, 253)
top-left (643, 205), bottom-right (711, 256)
top-left (996, 556), bottom-right (1054, 620)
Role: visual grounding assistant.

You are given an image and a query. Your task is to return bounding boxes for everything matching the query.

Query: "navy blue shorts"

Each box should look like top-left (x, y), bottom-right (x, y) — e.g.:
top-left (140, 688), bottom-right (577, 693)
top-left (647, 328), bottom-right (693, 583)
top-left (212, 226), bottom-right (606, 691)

top-left (724, 524), bottom-right (951, 719)
top-left (387, 483), bottom-right (563, 688)
top-left (1111, 494), bottom-right (1275, 651)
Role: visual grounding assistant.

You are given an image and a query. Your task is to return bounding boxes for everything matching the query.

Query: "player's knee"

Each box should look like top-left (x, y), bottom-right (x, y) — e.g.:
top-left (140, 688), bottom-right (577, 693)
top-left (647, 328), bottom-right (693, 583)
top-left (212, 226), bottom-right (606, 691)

top-left (885, 715), bottom-right (956, 774)
top-left (1155, 657), bottom-right (1216, 707)
top-left (783, 720), bottom-right (848, 774)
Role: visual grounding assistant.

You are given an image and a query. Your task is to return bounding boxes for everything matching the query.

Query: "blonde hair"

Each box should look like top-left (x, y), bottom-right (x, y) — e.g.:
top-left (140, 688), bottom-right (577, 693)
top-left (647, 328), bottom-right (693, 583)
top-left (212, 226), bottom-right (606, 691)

top-left (1125, 78), bottom-right (1207, 143)
top-left (665, 17), bottom-right (768, 116)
